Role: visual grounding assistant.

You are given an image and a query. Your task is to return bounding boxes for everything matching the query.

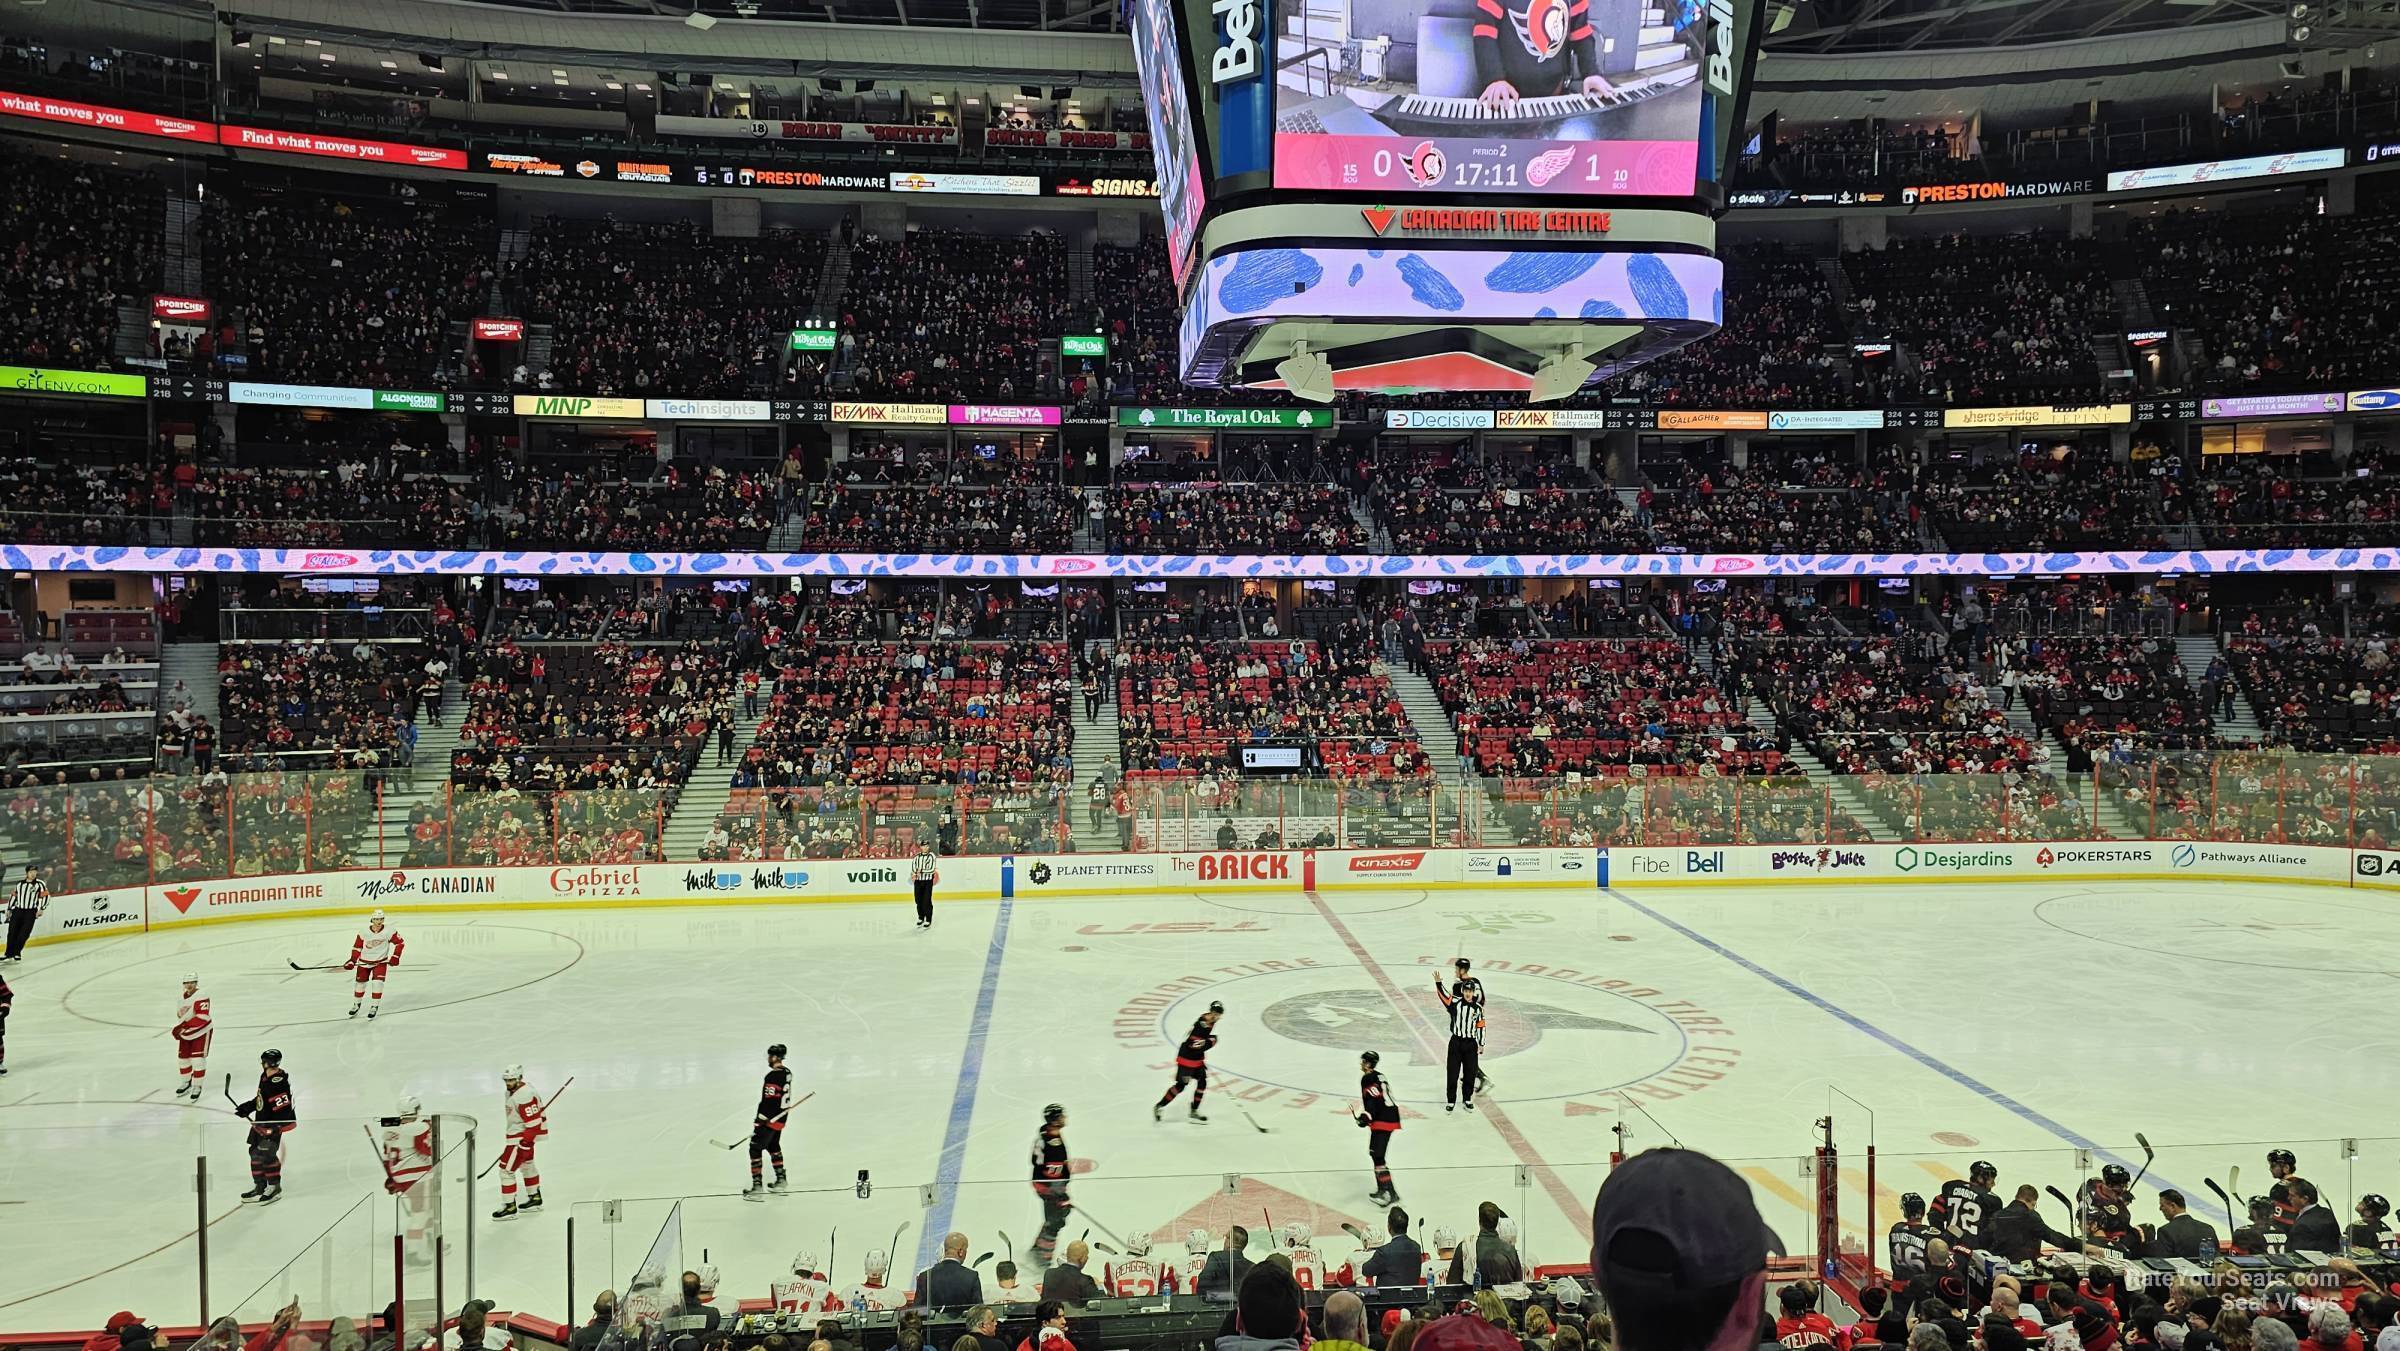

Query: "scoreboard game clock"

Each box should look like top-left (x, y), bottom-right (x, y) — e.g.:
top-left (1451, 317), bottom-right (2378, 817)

top-left (1126, 0), bottom-right (1764, 397)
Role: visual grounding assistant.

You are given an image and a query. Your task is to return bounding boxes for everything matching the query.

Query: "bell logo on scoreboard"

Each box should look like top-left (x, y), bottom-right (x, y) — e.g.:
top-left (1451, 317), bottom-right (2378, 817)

top-left (1211, 0), bottom-right (1261, 85)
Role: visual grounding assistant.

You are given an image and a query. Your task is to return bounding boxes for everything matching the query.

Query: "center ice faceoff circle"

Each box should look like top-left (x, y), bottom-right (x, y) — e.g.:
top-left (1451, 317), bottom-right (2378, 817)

top-left (1127, 958), bottom-right (1738, 1105)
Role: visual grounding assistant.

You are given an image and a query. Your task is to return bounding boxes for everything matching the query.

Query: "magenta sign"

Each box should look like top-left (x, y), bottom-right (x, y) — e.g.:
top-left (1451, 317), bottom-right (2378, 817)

top-left (948, 404), bottom-right (1063, 427)
top-left (2200, 392), bottom-right (2345, 418)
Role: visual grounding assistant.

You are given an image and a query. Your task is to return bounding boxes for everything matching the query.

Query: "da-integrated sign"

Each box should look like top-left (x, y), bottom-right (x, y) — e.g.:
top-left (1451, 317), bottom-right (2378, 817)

top-left (1120, 406), bottom-right (1331, 429)
top-left (229, 382), bottom-right (375, 410)
top-left (373, 390), bottom-right (446, 413)
top-left (1766, 410), bottom-right (1885, 431)
top-left (512, 395), bottom-right (647, 419)
top-left (0, 366), bottom-right (150, 399)
top-left (1385, 409), bottom-right (1496, 430)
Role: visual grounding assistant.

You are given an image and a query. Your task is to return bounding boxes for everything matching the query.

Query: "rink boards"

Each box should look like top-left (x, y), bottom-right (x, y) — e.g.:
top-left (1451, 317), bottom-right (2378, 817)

top-left (18, 839), bottom-right (2400, 950)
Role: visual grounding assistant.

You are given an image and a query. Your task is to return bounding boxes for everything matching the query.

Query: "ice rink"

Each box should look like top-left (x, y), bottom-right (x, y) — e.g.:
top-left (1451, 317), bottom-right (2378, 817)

top-left (4, 877), bottom-right (2397, 1331)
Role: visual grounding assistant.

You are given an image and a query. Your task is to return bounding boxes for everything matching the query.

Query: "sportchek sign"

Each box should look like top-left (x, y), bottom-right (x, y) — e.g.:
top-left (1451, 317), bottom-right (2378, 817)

top-left (0, 90), bottom-right (215, 142)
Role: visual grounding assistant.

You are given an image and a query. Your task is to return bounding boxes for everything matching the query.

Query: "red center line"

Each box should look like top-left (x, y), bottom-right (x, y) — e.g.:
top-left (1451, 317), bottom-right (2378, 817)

top-left (1305, 892), bottom-right (1594, 1246)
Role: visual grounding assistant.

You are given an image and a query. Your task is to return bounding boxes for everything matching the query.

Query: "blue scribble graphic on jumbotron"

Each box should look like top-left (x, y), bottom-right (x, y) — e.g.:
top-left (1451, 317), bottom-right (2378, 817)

top-left (1395, 254), bottom-right (1465, 312)
top-left (0, 544), bottom-right (2384, 580)
top-left (1536, 308), bottom-right (1557, 319)
top-left (1219, 249), bottom-right (1324, 313)
top-left (1483, 252), bottom-right (1602, 293)
top-left (1711, 289), bottom-right (1724, 324)
top-left (1627, 255), bottom-right (1689, 317)
top-left (1581, 300), bottom-right (1626, 319)
top-left (1347, 263), bottom-right (1364, 286)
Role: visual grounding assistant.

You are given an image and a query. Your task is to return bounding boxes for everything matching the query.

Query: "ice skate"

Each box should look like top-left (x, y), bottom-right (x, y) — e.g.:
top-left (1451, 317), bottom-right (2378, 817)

top-left (522, 1189), bottom-right (543, 1212)
top-left (492, 1200), bottom-right (518, 1221)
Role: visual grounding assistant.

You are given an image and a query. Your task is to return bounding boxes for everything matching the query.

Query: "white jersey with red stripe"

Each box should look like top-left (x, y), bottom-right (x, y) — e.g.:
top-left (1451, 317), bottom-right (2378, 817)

top-left (506, 1082), bottom-right (546, 1141)
top-left (174, 992), bottom-right (212, 1041)
top-left (352, 925), bottom-right (404, 967)
top-left (842, 1281), bottom-right (901, 1312)
top-left (1184, 1251), bottom-right (1208, 1292)
top-left (1286, 1247), bottom-right (1323, 1291)
top-left (1108, 1259), bottom-right (1162, 1297)
top-left (381, 1119), bottom-right (434, 1190)
top-left (771, 1276), bottom-right (833, 1315)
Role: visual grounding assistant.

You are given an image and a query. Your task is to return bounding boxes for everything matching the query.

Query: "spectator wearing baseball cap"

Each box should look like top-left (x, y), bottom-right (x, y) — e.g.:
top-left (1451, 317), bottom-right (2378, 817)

top-left (1589, 1149), bottom-right (1773, 1351)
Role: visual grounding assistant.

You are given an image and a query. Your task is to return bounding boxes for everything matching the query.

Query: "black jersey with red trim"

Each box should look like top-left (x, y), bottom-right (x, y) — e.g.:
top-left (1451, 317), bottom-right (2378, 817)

top-left (1931, 1180), bottom-right (2000, 1248)
top-left (1469, 0), bottom-right (1603, 97)
top-left (1361, 1071), bottom-right (1401, 1129)
top-left (1888, 1221), bottom-right (1940, 1278)
top-left (1031, 1126), bottom-right (1068, 1182)
top-left (1175, 1022), bottom-right (1218, 1070)
top-left (242, 1068), bottom-right (296, 1127)
top-left (757, 1066), bottom-right (792, 1125)
top-left (2075, 1181), bottom-right (2134, 1247)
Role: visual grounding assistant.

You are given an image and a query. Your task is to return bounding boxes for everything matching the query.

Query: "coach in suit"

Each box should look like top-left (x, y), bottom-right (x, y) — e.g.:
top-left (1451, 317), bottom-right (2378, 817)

top-left (2286, 1180), bottom-right (2344, 1253)
top-left (2150, 1191), bottom-right (2220, 1261)
top-left (1196, 1226), bottom-right (1255, 1297)
top-left (915, 1232), bottom-right (985, 1309)
top-left (1360, 1208), bottom-right (1425, 1287)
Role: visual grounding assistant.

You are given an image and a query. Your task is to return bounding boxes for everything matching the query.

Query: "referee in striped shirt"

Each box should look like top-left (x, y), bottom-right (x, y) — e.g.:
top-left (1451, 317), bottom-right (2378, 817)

top-left (3, 865), bottom-right (48, 962)
top-left (1434, 957), bottom-right (1486, 1112)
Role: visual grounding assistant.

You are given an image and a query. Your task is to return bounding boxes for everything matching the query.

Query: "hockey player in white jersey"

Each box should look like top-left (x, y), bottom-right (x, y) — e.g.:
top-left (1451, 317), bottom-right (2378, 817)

top-left (772, 1252), bottom-right (833, 1315)
top-left (844, 1250), bottom-right (905, 1311)
top-left (1106, 1231), bottom-right (1164, 1296)
top-left (381, 1094), bottom-right (436, 1262)
top-left (492, 1064), bottom-right (546, 1220)
top-left (1280, 1222), bottom-right (1325, 1292)
top-left (1182, 1228), bottom-right (1212, 1295)
top-left (345, 910), bottom-right (404, 1018)
top-left (172, 973), bottom-right (212, 1099)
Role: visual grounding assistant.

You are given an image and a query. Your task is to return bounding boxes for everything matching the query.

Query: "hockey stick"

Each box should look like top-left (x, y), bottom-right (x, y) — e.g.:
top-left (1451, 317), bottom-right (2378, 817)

top-left (1339, 1222), bottom-right (1372, 1247)
top-left (711, 1094), bottom-right (811, 1150)
top-left (2205, 1179), bottom-right (2237, 1231)
top-left (2226, 1164), bottom-right (2243, 1210)
top-left (477, 1075), bottom-right (574, 1178)
top-left (972, 1252), bottom-right (995, 1267)
top-left (2131, 1133), bottom-right (2155, 1189)
top-left (224, 1074), bottom-right (240, 1109)
top-left (2045, 1184), bottom-right (2077, 1217)
top-left (364, 1124), bottom-right (396, 1188)
top-left (889, 1223), bottom-right (910, 1281)
top-left (1239, 1107), bottom-right (1270, 1135)
top-left (999, 1230), bottom-right (1014, 1263)
top-left (289, 959), bottom-right (345, 972)
top-left (1077, 1210), bottom-right (1131, 1251)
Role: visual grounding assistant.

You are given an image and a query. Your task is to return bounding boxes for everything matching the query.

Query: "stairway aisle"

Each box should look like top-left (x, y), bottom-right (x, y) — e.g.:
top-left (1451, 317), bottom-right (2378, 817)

top-left (160, 641), bottom-right (222, 728)
top-left (355, 679), bottom-right (464, 866)
top-left (1384, 665), bottom-right (1464, 781)
top-left (661, 727), bottom-right (757, 861)
top-left (1069, 682), bottom-right (1125, 852)
top-left (2173, 633), bottom-right (2263, 742)
top-left (1748, 696), bottom-right (1887, 842)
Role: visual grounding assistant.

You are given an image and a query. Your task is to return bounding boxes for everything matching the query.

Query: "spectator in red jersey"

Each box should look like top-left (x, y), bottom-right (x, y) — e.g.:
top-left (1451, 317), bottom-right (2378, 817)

top-left (2048, 1283), bottom-right (2120, 1351)
top-left (1776, 1283), bottom-right (1851, 1351)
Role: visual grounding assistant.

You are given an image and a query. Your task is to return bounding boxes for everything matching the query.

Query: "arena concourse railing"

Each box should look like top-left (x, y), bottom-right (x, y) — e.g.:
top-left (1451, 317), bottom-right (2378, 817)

top-left (16, 751), bottom-right (2400, 890)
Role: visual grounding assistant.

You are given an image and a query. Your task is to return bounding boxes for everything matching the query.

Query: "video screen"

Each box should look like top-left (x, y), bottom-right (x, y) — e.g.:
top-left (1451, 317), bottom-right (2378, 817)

top-left (1128, 0), bottom-right (1208, 291)
top-left (1272, 0), bottom-right (1704, 194)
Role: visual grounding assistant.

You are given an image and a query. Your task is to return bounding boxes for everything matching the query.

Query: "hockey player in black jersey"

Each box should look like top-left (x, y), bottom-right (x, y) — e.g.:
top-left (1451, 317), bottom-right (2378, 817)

top-left (233, 1048), bottom-right (296, 1204)
top-left (2076, 1165), bottom-right (2136, 1251)
top-left (1030, 1103), bottom-right (1072, 1267)
top-left (1889, 1193), bottom-right (1941, 1279)
top-left (1930, 1161), bottom-right (2001, 1250)
top-left (1355, 1051), bottom-right (1401, 1207)
top-left (743, 1043), bottom-right (793, 1200)
top-left (1155, 1002), bottom-right (1223, 1123)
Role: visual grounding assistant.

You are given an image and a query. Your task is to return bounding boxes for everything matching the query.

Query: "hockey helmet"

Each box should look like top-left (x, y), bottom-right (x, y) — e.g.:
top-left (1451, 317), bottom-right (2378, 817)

top-left (1900, 1192), bottom-right (1927, 1217)
top-left (864, 1250), bottom-right (891, 1279)
top-left (1042, 1102), bottom-right (1066, 1124)
top-left (370, 909), bottom-right (386, 923)
top-left (1431, 1225), bottom-right (1458, 1252)
top-left (1186, 1228), bottom-right (1211, 1253)
top-left (1124, 1231), bottom-right (1153, 1256)
top-left (1495, 1216), bottom-right (1520, 1246)
top-left (503, 1063), bottom-right (524, 1082)
top-left (260, 1048), bottom-right (283, 1066)
top-left (1969, 1160), bottom-right (1998, 1182)
top-left (1454, 957), bottom-right (1471, 972)
top-left (2360, 1194), bottom-right (2391, 1219)
top-left (2267, 1148), bottom-right (2298, 1169)
top-left (768, 1043), bottom-right (788, 1061)
top-left (1208, 1001), bottom-right (1225, 1015)
top-left (1359, 1050), bottom-right (1380, 1068)
top-left (697, 1264), bottom-right (721, 1295)
top-left (182, 971), bottom-right (199, 984)
top-left (1281, 1221), bottom-right (1313, 1249)
top-left (396, 1093), bottom-right (421, 1120)
top-left (2101, 1164), bottom-right (2132, 1188)
top-left (791, 1251), bottom-right (819, 1278)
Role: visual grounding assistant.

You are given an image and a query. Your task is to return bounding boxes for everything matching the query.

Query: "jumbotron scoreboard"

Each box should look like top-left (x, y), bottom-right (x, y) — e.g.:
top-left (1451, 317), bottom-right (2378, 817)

top-left (1125, 0), bottom-right (1763, 397)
